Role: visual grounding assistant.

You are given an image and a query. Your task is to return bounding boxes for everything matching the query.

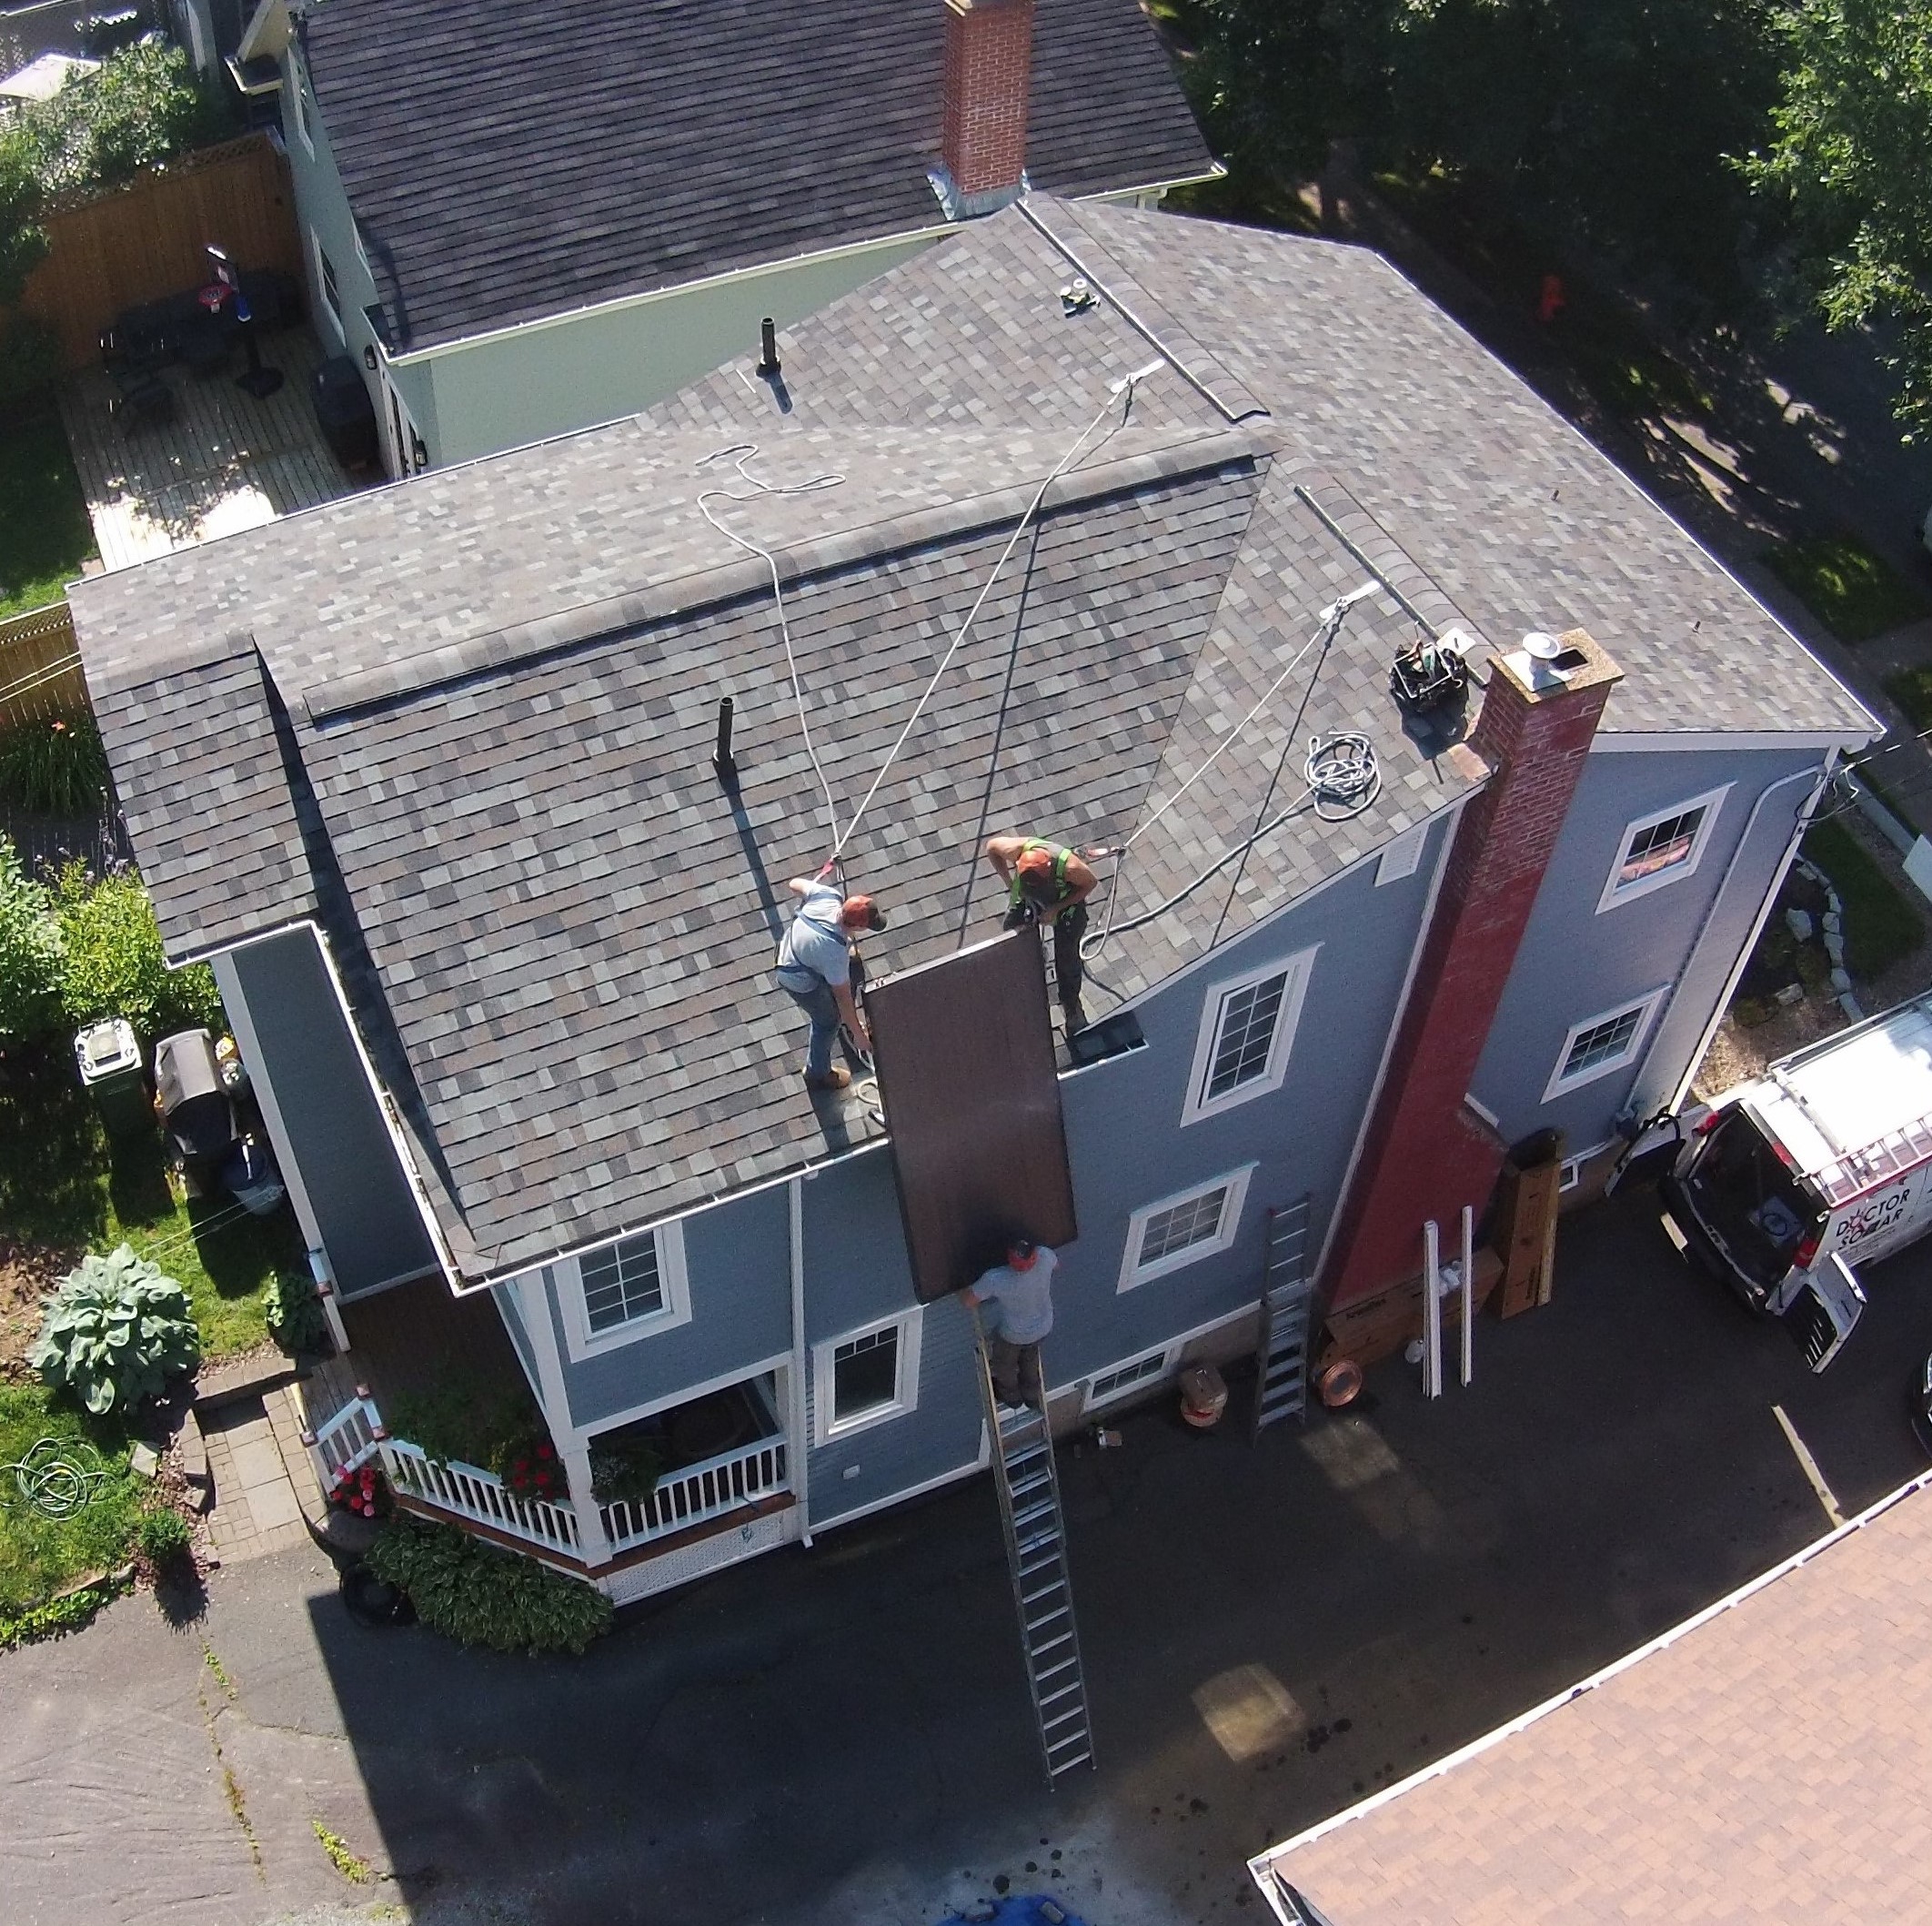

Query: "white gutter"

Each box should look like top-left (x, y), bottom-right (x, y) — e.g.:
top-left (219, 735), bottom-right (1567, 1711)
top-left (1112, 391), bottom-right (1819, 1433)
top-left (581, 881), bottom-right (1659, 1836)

top-left (789, 1175), bottom-right (813, 1548)
top-left (1661, 753), bottom-right (1837, 1113)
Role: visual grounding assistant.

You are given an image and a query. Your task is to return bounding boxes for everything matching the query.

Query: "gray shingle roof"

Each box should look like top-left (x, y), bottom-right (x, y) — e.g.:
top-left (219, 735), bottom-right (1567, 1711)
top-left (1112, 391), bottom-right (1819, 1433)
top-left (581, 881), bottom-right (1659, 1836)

top-left (304, 0), bottom-right (1213, 351)
top-left (72, 197), bottom-right (1870, 1282)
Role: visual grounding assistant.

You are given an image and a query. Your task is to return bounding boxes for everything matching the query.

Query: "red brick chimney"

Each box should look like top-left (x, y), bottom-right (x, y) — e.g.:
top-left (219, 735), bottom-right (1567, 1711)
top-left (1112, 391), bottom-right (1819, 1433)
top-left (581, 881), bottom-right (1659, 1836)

top-left (936, 0), bottom-right (1033, 217)
top-left (1322, 629), bottom-right (1622, 1314)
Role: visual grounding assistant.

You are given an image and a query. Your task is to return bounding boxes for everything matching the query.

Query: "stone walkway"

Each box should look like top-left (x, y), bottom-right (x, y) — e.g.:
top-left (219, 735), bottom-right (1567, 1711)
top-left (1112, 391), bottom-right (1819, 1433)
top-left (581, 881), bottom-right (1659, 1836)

top-left (198, 1385), bottom-right (324, 1564)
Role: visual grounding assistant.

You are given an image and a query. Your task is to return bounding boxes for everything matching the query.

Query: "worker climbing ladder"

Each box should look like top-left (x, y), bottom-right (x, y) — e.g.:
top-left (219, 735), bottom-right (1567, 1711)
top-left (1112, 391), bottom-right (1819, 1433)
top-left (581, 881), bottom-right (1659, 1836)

top-left (975, 1338), bottom-right (1094, 1784)
top-left (1251, 1197), bottom-right (1314, 1439)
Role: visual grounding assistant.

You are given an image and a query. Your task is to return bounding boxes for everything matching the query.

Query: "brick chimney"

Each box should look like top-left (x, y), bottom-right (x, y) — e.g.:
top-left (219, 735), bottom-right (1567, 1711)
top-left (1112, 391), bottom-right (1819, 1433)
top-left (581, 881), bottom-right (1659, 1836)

top-left (1321, 629), bottom-right (1622, 1314)
top-left (933, 0), bottom-right (1032, 219)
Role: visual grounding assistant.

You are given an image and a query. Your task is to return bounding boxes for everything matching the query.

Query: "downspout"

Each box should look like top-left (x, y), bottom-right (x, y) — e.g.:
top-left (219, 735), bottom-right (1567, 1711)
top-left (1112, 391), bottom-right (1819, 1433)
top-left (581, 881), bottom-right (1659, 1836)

top-left (789, 1175), bottom-right (812, 1548)
top-left (1645, 752), bottom-right (1837, 1114)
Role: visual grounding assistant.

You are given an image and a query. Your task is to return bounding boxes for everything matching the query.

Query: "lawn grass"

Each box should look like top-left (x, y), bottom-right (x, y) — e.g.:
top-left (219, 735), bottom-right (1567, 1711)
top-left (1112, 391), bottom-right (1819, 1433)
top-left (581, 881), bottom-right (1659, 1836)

top-left (0, 1382), bottom-right (145, 1616)
top-left (0, 403), bottom-right (96, 619)
top-left (1803, 818), bottom-right (1927, 981)
top-left (0, 1050), bottom-right (303, 1359)
top-left (1765, 534), bottom-right (1929, 644)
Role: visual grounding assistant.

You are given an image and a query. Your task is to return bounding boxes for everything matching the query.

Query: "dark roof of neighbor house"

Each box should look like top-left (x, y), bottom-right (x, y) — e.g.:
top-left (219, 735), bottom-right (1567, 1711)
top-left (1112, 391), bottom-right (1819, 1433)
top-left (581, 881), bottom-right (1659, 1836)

top-left (300, 0), bottom-right (1214, 352)
top-left (1254, 1476), bottom-right (1932, 1924)
top-left (71, 199), bottom-right (1872, 1283)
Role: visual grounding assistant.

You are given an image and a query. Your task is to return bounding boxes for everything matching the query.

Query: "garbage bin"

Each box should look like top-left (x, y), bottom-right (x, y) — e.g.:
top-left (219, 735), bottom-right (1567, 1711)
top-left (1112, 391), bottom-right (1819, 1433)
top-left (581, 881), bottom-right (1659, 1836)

top-left (310, 356), bottom-right (379, 470)
top-left (74, 1018), bottom-right (150, 1141)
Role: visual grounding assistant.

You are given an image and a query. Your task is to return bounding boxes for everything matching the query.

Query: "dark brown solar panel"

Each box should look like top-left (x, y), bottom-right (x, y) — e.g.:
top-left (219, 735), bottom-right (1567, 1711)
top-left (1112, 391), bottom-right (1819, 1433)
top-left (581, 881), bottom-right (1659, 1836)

top-left (865, 931), bottom-right (1079, 1304)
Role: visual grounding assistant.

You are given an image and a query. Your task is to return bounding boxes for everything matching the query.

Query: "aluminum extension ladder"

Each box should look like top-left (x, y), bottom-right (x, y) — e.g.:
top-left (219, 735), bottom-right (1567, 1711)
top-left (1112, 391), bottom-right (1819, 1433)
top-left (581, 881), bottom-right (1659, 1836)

top-left (1251, 1197), bottom-right (1314, 1440)
top-left (975, 1337), bottom-right (1094, 1784)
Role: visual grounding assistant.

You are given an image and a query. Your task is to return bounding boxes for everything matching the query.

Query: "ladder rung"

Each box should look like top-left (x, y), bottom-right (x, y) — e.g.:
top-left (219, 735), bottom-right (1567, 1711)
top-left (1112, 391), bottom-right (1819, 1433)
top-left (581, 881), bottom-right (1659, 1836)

top-left (1026, 1605), bottom-right (1070, 1636)
top-left (1035, 1654), bottom-right (1080, 1682)
top-left (1021, 1579), bottom-right (1067, 1607)
top-left (1009, 1473), bottom-right (1052, 1501)
top-left (1031, 1630), bottom-right (1073, 1659)
top-left (1038, 1679), bottom-right (1082, 1707)
top-left (1049, 1750), bottom-right (1092, 1775)
top-left (1041, 1702), bottom-right (1085, 1729)
top-left (1013, 1502), bottom-right (1056, 1531)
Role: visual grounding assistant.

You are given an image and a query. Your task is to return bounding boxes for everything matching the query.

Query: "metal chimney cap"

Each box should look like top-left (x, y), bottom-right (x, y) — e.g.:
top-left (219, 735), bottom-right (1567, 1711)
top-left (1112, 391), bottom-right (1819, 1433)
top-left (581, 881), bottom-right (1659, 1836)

top-left (1523, 630), bottom-right (1563, 660)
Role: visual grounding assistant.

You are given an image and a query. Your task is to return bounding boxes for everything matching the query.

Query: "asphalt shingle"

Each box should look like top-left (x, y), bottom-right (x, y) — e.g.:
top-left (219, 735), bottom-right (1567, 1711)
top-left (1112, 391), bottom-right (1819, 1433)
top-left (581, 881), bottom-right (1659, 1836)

top-left (71, 197), bottom-right (1872, 1281)
top-left (303, 0), bottom-right (1213, 350)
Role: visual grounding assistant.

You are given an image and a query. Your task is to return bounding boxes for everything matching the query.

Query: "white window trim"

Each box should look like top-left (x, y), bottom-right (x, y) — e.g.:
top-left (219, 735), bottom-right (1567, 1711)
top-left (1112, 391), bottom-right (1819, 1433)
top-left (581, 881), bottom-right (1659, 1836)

top-left (1181, 944), bottom-right (1318, 1126)
top-left (287, 48), bottom-right (314, 156)
top-left (556, 1220), bottom-right (691, 1362)
top-left (1118, 1162), bottom-right (1257, 1293)
top-left (812, 1307), bottom-right (923, 1447)
top-left (312, 231), bottom-right (344, 342)
top-left (1082, 1341), bottom-right (1178, 1413)
top-left (1543, 989), bottom-right (1669, 1104)
top-left (1596, 784), bottom-right (1731, 913)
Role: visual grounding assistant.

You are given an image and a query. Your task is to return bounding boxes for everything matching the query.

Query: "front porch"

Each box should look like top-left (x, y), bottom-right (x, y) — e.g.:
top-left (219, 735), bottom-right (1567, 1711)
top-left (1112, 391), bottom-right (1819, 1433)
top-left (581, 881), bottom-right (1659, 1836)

top-left (300, 1276), bottom-right (796, 1598)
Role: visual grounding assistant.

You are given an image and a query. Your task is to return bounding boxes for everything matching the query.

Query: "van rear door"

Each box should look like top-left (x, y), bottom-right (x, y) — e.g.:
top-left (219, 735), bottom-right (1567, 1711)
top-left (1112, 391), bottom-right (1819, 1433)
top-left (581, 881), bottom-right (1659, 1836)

top-left (1785, 1253), bottom-right (1867, 1373)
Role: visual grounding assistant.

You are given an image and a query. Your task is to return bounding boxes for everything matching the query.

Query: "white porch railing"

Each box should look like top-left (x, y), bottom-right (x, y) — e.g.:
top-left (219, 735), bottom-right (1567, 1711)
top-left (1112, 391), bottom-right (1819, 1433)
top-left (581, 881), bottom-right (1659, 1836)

top-left (308, 1394), bottom-right (384, 1486)
top-left (381, 1439), bottom-right (583, 1555)
top-left (600, 1436), bottom-right (789, 1554)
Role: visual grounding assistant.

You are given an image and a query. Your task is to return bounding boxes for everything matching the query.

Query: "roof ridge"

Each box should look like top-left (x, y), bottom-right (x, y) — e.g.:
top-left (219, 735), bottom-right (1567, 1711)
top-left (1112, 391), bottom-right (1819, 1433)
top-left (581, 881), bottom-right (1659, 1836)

top-left (304, 424), bottom-right (1271, 724)
top-left (1017, 197), bottom-right (1271, 428)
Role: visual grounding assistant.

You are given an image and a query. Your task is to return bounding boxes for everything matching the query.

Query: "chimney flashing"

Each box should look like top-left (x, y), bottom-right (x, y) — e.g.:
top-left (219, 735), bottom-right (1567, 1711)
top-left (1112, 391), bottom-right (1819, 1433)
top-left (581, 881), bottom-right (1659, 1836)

top-left (937, 0), bottom-right (1034, 217)
top-left (928, 163), bottom-right (1031, 224)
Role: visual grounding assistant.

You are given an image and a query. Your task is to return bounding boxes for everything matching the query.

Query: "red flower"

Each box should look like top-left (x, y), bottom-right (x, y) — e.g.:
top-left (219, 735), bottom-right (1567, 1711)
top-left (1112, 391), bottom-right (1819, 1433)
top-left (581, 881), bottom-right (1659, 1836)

top-left (537, 1443), bottom-right (554, 1459)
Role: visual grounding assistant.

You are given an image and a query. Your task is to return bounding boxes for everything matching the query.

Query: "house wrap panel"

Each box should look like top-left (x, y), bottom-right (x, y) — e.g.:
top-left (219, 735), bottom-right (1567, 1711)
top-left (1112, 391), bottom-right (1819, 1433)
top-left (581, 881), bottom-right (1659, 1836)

top-left (225, 928), bottom-right (437, 1295)
top-left (551, 1184), bottom-right (791, 1434)
top-left (1472, 743), bottom-right (1826, 1147)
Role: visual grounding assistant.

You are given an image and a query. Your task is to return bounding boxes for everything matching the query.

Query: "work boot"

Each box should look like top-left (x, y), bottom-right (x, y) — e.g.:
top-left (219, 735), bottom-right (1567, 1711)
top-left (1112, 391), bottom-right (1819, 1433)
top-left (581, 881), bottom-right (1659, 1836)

top-left (804, 1065), bottom-right (852, 1092)
top-left (1062, 996), bottom-right (1087, 1035)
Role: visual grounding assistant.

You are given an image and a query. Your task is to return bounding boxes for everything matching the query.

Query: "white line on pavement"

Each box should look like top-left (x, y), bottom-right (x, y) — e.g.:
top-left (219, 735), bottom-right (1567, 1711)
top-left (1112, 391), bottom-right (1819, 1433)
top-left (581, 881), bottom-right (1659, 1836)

top-left (1773, 1403), bottom-right (1846, 1528)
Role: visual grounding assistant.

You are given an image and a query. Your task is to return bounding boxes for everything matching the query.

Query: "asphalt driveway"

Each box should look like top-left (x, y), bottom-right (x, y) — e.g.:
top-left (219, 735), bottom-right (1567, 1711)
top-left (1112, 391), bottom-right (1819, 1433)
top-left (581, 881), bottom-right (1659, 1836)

top-left (6, 1185), bottom-right (1931, 1926)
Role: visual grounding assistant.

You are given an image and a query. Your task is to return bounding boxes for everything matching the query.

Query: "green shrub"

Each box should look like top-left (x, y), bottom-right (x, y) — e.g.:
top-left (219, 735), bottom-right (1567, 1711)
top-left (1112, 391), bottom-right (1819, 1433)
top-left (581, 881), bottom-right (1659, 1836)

top-left (0, 711), bottom-right (107, 816)
top-left (385, 1374), bottom-right (543, 1473)
top-left (0, 1569), bottom-right (130, 1649)
top-left (589, 1434), bottom-right (662, 1504)
top-left (28, 1243), bottom-right (201, 1414)
top-left (0, 834), bottom-right (61, 1044)
top-left (50, 862), bottom-right (224, 1039)
top-left (1764, 534), bottom-right (1928, 643)
top-left (136, 1506), bottom-right (191, 1565)
top-left (365, 1518), bottom-right (612, 1655)
top-left (264, 1270), bottom-right (328, 1356)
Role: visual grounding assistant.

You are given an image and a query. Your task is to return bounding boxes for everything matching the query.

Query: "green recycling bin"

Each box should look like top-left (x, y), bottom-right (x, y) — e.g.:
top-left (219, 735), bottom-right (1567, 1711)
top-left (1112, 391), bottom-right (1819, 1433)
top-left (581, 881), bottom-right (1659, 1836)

top-left (74, 1018), bottom-right (151, 1141)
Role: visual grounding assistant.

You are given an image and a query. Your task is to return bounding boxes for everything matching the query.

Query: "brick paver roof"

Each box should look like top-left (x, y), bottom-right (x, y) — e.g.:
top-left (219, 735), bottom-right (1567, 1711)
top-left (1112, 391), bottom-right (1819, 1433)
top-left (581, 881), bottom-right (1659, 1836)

top-left (1254, 1476), bottom-right (1932, 1926)
top-left (72, 198), bottom-right (1870, 1283)
top-left (302, 0), bottom-right (1213, 350)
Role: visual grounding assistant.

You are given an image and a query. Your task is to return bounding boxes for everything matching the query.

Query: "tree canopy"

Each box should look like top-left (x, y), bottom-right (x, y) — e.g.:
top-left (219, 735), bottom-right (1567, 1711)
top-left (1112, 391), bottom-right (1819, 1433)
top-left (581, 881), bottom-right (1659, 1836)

top-left (1743, 0), bottom-right (1932, 436)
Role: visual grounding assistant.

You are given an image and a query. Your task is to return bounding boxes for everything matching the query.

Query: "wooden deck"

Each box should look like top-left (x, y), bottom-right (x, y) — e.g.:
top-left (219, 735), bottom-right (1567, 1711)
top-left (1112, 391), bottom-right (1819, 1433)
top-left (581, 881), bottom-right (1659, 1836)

top-left (59, 326), bottom-right (375, 570)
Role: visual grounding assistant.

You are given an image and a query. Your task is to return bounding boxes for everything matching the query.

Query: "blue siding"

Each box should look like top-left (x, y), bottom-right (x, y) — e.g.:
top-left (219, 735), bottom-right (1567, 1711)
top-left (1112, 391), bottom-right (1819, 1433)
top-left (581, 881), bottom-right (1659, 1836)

top-left (549, 1181), bottom-right (791, 1431)
top-left (1473, 746), bottom-right (1824, 1146)
top-left (226, 930), bottom-right (437, 1296)
top-left (802, 1148), bottom-right (983, 1525)
top-left (1044, 819), bottom-right (1445, 1389)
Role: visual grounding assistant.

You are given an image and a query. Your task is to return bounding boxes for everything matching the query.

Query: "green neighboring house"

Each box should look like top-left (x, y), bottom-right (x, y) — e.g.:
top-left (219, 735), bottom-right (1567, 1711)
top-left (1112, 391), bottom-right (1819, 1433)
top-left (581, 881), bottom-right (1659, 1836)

top-left (234, 0), bottom-right (1217, 475)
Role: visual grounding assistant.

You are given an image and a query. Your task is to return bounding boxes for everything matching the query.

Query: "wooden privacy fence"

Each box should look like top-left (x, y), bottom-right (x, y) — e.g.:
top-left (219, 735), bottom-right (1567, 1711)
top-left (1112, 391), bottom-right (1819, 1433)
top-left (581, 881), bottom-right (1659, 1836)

top-left (18, 133), bottom-right (304, 370)
top-left (0, 602), bottom-right (90, 736)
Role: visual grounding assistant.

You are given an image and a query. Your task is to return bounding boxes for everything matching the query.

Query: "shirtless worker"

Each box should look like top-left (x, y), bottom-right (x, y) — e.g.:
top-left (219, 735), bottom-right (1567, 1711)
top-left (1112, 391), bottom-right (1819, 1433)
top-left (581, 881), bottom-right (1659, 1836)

top-left (984, 833), bottom-right (1097, 1033)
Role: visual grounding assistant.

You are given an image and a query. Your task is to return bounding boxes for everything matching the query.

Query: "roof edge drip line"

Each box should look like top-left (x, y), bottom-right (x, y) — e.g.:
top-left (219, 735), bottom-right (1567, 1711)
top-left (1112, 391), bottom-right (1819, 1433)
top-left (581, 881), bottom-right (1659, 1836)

top-left (1015, 197), bottom-right (1270, 428)
top-left (303, 426), bottom-right (1270, 724)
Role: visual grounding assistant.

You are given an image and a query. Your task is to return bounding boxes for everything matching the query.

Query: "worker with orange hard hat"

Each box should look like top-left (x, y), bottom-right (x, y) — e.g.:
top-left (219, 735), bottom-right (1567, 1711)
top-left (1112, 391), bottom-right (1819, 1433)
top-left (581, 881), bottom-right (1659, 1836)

top-left (984, 833), bottom-right (1097, 1032)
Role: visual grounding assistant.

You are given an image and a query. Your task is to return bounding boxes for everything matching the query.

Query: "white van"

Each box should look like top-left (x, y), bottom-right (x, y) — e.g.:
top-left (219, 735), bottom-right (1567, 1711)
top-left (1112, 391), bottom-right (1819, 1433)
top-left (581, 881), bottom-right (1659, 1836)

top-left (1656, 993), bottom-right (1932, 1369)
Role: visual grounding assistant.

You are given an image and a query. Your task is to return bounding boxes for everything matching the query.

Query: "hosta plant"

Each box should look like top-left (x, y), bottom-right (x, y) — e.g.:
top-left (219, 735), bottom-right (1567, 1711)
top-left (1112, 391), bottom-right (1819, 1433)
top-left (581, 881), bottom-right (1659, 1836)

top-left (28, 1244), bottom-right (201, 1415)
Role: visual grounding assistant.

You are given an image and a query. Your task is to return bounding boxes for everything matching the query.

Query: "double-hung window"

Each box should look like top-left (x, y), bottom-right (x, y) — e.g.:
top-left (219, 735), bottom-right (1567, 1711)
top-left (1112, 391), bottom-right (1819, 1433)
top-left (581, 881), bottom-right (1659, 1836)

top-left (813, 1309), bottom-right (923, 1444)
top-left (1544, 990), bottom-right (1668, 1101)
top-left (1119, 1164), bottom-right (1256, 1291)
top-left (1598, 786), bottom-right (1729, 911)
top-left (558, 1222), bottom-right (691, 1359)
top-left (314, 236), bottom-right (344, 340)
top-left (1182, 946), bottom-right (1317, 1124)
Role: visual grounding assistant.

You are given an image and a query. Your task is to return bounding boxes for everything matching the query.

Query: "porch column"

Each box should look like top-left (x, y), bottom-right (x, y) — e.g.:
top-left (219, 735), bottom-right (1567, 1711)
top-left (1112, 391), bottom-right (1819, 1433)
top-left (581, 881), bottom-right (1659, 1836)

top-left (514, 1270), bottom-right (610, 1568)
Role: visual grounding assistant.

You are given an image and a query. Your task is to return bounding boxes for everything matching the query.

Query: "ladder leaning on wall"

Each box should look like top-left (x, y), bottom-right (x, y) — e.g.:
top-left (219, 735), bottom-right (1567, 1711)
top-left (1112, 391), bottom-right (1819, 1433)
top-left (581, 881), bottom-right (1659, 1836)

top-left (974, 1333), bottom-right (1095, 1784)
top-left (1251, 1196), bottom-right (1315, 1440)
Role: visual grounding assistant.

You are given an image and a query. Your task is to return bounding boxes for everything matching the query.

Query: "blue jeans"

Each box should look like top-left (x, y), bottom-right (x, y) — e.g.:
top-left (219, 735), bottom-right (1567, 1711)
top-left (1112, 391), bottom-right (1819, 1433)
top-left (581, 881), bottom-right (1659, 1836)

top-left (780, 975), bottom-right (840, 1078)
